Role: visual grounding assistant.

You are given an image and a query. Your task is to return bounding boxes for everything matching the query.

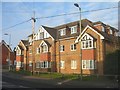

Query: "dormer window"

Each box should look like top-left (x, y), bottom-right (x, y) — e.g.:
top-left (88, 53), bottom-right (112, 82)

top-left (70, 26), bottom-right (77, 34)
top-left (109, 29), bottom-right (113, 34)
top-left (40, 32), bottom-right (44, 39)
top-left (101, 26), bottom-right (105, 32)
top-left (60, 28), bottom-right (66, 36)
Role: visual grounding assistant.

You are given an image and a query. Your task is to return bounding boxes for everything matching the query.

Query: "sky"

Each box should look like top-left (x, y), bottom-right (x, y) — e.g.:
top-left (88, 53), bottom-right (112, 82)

top-left (1, 0), bottom-right (119, 50)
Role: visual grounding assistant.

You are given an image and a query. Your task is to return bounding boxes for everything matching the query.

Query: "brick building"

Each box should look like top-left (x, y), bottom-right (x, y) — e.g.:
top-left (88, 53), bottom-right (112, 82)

top-left (0, 40), bottom-right (15, 69)
top-left (16, 19), bottom-right (119, 75)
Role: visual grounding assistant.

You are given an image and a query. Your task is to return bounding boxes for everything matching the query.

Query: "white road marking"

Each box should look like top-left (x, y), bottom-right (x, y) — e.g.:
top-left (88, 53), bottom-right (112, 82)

top-left (57, 79), bottom-right (72, 85)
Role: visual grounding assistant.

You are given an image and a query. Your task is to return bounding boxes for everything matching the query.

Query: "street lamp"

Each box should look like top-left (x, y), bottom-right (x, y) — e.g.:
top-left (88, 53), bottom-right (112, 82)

top-left (4, 33), bottom-right (11, 71)
top-left (74, 3), bottom-right (82, 80)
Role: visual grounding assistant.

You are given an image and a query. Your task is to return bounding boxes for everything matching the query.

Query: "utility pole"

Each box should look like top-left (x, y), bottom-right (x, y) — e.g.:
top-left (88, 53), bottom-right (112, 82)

top-left (31, 11), bottom-right (36, 75)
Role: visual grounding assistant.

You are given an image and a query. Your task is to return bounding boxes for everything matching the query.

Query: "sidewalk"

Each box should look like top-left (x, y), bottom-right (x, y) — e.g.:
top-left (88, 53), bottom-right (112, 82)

top-left (2, 69), bottom-right (119, 88)
top-left (2, 69), bottom-right (62, 86)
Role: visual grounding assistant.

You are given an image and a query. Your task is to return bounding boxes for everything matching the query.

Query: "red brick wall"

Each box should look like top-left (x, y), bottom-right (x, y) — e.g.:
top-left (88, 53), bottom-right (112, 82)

top-left (2, 44), bottom-right (15, 66)
top-left (2, 44), bottom-right (9, 65)
top-left (16, 55), bottom-right (24, 62)
top-left (40, 52), bottom-right (51, 61)
top-left (82, 49), bottom-right (95, 60)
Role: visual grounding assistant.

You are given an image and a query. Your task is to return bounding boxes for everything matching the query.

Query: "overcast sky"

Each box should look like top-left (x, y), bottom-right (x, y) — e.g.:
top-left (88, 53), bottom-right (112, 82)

top-left (1, 1), bottom-right (119, 50)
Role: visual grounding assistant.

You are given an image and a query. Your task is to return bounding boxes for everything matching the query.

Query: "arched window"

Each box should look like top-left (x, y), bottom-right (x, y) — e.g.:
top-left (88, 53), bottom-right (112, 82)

top-left (39, 41), bottom-right (48, 53)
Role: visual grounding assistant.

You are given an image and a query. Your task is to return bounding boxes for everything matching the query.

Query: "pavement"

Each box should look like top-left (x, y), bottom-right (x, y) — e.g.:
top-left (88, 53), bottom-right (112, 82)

top-left (2, 69), bottom-right (120, 88)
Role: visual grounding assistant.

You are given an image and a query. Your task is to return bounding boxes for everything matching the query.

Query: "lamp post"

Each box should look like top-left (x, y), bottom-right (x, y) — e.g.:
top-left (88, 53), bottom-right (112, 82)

top-left (4, 33), bottom-right (11, 71)
top-left (74, 3), bottom-right (82, 80)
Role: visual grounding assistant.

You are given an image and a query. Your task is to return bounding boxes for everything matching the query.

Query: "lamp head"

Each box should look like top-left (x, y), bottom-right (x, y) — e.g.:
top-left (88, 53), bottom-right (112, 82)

top-left (74, 3), bottom-right (79, 7)
top-left (4, 33), bottom-right (8, 35)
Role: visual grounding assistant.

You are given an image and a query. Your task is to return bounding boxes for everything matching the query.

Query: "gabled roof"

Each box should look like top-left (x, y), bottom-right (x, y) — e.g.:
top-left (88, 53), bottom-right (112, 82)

top-left (0, 40), bottom-right (12, 52)
top-left (21, 40), bottom-right (29, 46)
top-left (17, 45), bottom-right (24, 50)
top-left (75, 25), bottom-right (104, 43)
top-left (81, 33), bottom-right (97, 41)
top-left (39, 40), bottom-right (51, 47)
top-left (20, 40), bottom-right (29, 50)
top-left (42, 25), bottom-right (57, 40)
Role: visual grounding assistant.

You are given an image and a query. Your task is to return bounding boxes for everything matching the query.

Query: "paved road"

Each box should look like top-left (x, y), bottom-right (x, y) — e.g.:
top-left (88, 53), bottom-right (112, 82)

top-left (2, 70), bottom-right (119, 89)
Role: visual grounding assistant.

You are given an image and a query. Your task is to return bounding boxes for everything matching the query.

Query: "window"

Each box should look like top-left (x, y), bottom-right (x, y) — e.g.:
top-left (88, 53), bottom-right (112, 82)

top-left (70, 26), bottom-right (77, 34)
top-left (29, 48), bottom-right (32, 54)
top-left (29, 61), bottom-right (32, 66)
top-left (60, 45), bottom-right (65, 52)
top-left (41, 45), bottom-right (48, 53)
top-left (16, 62), bottom-right (21, 68)
top-left (36, 48), bottom-right (40, 54)
top-left (71, 44), bottom-right (76, 51)
top-left (71, 60), bottom-right (77, 69)
top-left (82, 40), bottom-right (93, 49)
top-left (36, 61), bottom-right (40, 68)
top-left (82, 60), bottom-right (95, 69)
top-left (40, 61), bottom-right (50, 68)
top-left (109, 29), bottom-right (113, 34)
top-left (81, 33), bottom-right (95, 49)
top-left (60, 28), bottom-right (66, 36)
top-left (40, 32), bottom-right (44, 39)
top-left (16, 49), bottom-right (21, 55)
top-left (60, 61), bottom-right (65, 69)
top-left (40, 41), bottom-right (48, 53)
top-left (102, 26), bottom-right (105, 32)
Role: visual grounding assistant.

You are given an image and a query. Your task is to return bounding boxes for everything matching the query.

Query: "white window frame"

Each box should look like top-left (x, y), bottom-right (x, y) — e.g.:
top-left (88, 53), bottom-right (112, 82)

top-left (109, 29), bottom-right (113, 34)
top-left (40, 41), bottom-right (48, 53)
top-left (60, 60), bottom-right (65, 69)
top-left (16, 49), bottom-right (21, 55)
top-left (60, 28), bottom-right (66, 36)
top-left (102, 26), bottom-right (105, 32)
top-left (29, 48), bottom-right (32, 54)
top-left (40, 61), bottom-right (50, 68)
top-left (82, 60), bottom-right (95, 69)
top-left (36, 61), bottom-right (40, 68)
top-left (60, 45), bottom-right (65, 52)
top-left (16, 61), bottom-right (21, 68)
top-left (70, 26), bottom-right (77, 34)
top-left (40, 32), bottom-right (44, 39)
top-left (70, 44), bottom-right (76, 51)
top-left (29, 61), bottom-right (32, 66)
top-left (71, 60), bottom-right (77, 69)
top-left (81, 40), bottom-right (93, 49)
top-left (36, 47), bottom-right (40, 54)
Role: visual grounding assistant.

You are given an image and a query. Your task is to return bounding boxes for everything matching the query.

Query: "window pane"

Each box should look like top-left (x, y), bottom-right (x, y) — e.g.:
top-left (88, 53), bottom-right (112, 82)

top-left (86, 60), bottom-right (89, 69)
top-left (71, 60), bottom-right (77, 69)
top-left (86, 41), bottom-right (88, 48)
top-left (82, 60), bottom-right (86, 69)
top-left (60, 61), bottom-right (65, 69)
top-left (74, 44), bottom-right (76, 49)
top-left (89, 41), bottom-right (92, 47)
top-left (90, 60), bottom-right (93, 69)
